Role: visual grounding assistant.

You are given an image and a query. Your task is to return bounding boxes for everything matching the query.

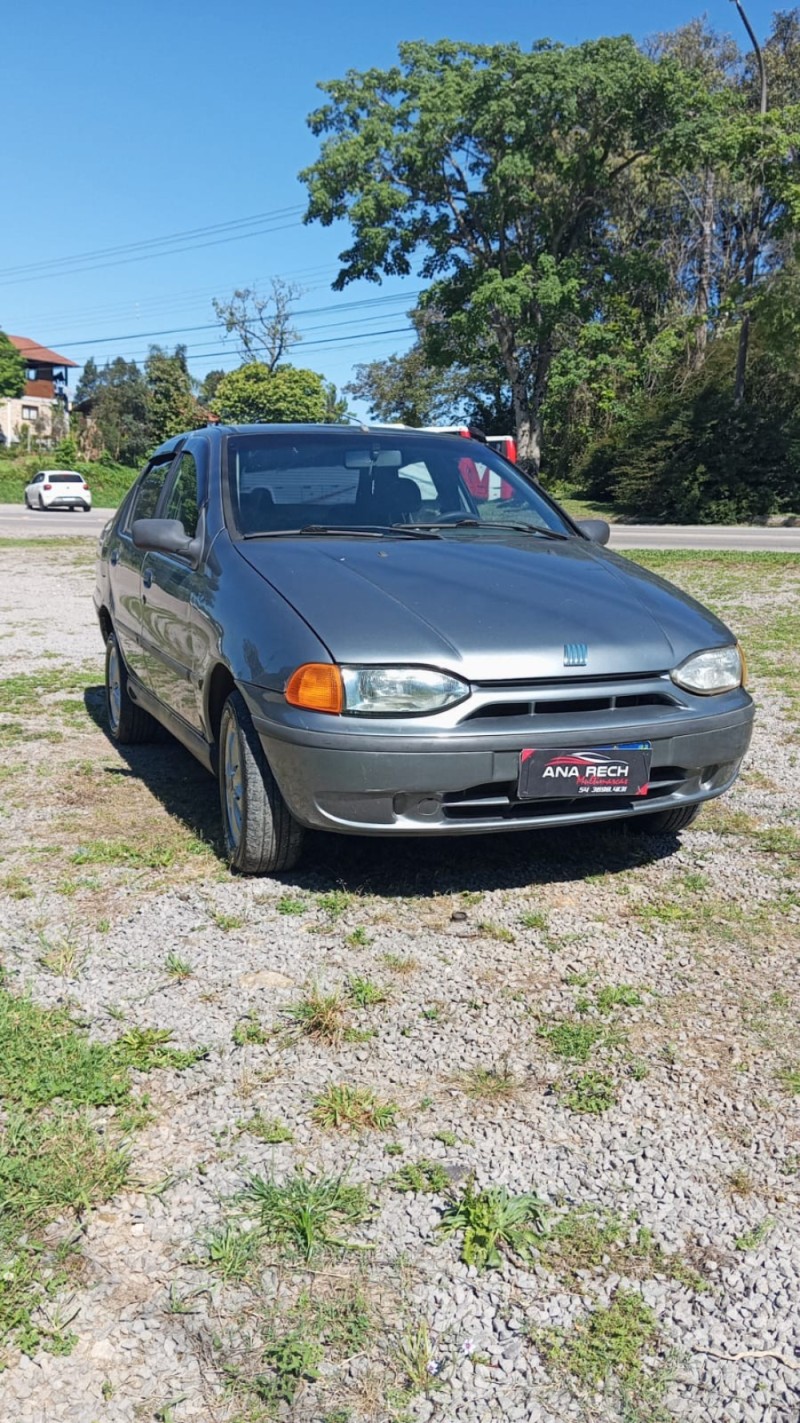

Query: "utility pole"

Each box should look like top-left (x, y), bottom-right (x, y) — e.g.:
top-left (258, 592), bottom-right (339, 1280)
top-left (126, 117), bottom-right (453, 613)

top-left (730, 0), bottom-right (767, 406)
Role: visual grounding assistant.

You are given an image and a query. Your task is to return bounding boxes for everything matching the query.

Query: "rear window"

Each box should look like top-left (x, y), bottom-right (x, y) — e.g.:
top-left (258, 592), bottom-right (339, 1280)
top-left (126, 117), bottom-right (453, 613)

top-left (48, 473), bottom-right (84, 484)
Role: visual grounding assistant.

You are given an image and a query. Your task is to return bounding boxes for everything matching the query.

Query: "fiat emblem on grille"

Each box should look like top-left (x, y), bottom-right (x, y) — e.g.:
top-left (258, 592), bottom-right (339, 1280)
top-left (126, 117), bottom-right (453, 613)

top-left (564, 642), bottom-right (588, 667)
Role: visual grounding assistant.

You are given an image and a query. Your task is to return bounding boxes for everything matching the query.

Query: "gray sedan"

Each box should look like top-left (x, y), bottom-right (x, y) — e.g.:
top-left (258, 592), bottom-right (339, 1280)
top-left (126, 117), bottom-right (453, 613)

top-left (94, 425), bottom-right (754, 874)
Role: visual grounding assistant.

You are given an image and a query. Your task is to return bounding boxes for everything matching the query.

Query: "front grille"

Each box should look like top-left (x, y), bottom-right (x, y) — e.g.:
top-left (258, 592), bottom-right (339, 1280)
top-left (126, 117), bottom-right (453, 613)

top-left (441, 765), bottom-right (689, 821)
top-left (462, 687), bottom-right (677, 723)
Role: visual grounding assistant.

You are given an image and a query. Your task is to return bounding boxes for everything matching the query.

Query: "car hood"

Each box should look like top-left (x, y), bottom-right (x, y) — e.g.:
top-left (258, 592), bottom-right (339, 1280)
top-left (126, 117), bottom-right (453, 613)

top-left (238, 534), bottom-right (734, 682)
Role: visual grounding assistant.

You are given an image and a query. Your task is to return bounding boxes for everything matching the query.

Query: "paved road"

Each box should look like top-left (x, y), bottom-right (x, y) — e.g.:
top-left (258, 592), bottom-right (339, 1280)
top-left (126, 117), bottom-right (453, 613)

top-left (0, 502), bottom-right (798, 550)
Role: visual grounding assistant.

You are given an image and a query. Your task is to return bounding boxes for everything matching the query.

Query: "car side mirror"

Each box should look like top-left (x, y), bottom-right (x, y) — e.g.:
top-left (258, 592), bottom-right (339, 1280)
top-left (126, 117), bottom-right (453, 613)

top-left (132, 517), bottom-right (202, 563)
top-left (576, 518), bottom-right (611, 546)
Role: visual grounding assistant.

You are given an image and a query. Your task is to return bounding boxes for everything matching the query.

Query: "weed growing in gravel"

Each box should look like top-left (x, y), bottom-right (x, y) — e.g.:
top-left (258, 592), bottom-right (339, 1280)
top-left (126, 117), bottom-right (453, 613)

top-left (346, 926), bottom-right (371, 947)
top-left (245, 1171), bottom-right (372, 1260)
top-left (561, 1071), bottom-right (617, 1115)
top-left (276, 896), bottom-right (306, 915)
top-left (538, 1020), bottom-right (605, 1062)
top-left (433, 1130), bottom-right (458, 1147)
top-left (347, 975), bottom-right (388, 1007)
top-left (477, 920), bottom-right (515, 943)
top-left (212, 911), bottom-right (243, 931)
top-left (735, 1217), bottom-right (775, 1250)
top-left (1, 871), bottom-right (33, 899)
top-left (232, 1016), bottom-right (269, 1047)
top-left (71, 839), bottom-right (178, 869)
top-left (164, 953), bottom-right (193, 982)
top-left (460, 1061), bottom-right (518, 1101)
top-left (0, 992), bottom-right (130, 1108)
top-left (541, 1209), bottom-right (707, 1290)
top-left (285, 988), bottom-right (347, 1044)
top-left (537, 1290), bottom-right (665, 1418)
top-left (317, 890), bottom-right (354, 920)
top-left (439, 1176), bottom-right (548, 1269)
top-left (250, 1326), bottom-right (323, 1406)
top-left (205, 1222), bottom-right (261, 1280)
top-left (392, 1320), bottom-right (442, 1401)
top-left (382, 953), bottom-right (419, 975)
top-left (778, 1064), bottom-right (800, 1094)
top-left (312, 1083), bottom-right (398, 1132)
top-left (519, 910), bottom-right (549, 930)
top-left (239, 1114), bottom-right (293, 1144)
top-left (391, 1160), bottom-right (450, 1194)
top-left (113, 1027), bottom-right (207, 1072)
top-left (37, 932), bottom-right (85, 978)
top-left (596, 985), bottom-right (643, 1012)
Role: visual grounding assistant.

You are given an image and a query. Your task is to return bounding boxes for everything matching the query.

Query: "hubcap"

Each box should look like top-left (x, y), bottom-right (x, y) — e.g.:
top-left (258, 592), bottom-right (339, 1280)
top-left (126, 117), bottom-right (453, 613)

top-left (223, 718), bottom-right (244, 847)
top-left (107, 642), bottom-right (122, 732)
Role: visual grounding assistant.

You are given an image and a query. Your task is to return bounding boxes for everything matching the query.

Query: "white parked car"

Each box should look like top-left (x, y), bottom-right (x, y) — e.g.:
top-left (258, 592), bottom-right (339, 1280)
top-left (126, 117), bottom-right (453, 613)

top-left (24, 470), bottom-right (92, 512)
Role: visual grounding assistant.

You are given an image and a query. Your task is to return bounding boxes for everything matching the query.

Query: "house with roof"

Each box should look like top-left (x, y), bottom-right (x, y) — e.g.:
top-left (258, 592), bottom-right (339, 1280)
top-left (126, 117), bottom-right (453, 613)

top-left (0, 335), bottom-right (77, 446)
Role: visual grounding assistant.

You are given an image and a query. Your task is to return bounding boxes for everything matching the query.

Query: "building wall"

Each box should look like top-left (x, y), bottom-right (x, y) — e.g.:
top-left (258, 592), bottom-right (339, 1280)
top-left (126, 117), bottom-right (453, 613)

top-left (0, 395), bottom-right (66, 446)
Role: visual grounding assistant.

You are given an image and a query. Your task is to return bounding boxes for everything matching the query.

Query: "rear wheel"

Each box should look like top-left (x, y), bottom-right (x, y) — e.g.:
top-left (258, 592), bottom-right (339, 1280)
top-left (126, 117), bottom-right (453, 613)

top-left (105, 630), bottom-right (161, 744)
top-left (628, 804), bottom-right (701, 835)
top-left (218, 689), bottom-right (304, 875)
top-left (38, 495), bottom-right (45, 510)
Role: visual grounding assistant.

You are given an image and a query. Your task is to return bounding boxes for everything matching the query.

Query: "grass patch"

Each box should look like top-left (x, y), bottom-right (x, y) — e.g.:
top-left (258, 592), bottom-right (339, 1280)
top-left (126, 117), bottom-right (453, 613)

top-left (561, 1071), bottom-right (617, 1115)
top-left (232, 1015), bottom-right (269, 1047)
top-left (0, 987), bottom-right (193, 1364)
top-left (276, 896), bottom-right (306, 916)
top-left (164, 952), bottom-right (193, 982)
top-left (460, 1061), bottom-right (519, 1101)
top-left (346, 975), bottom-right (388, 1007)
top-left (596, 984), bottom-right (644, 1013)
top-left (311, 1083), bottom-right (398, 1132)
top-left (542, 1208), bottom-right (707, 1290)
top-left (477, 919), bottom-right (515, 943)
top-left (538, 1290), bottom-right (665, 1418)
top-left (778, 1064), bottom-right (800, 1095)
top-left (391, 1160), bottom-right (450, 1194)
top-left (239, 1114), bottom-right (293, 1144)
top-left (317, 890), bottom-right (354, 920)
top-left (538, 1020), bottom-right (605, 1062)
top-left (440, 1176), bottom-right (548, 1270)
top-left (285, 988), bottom-right (347, 1044)
top-left (244, 1171), bottom-right (372, 1261)
top-left (735, 1217), bottom-right (775, 1251)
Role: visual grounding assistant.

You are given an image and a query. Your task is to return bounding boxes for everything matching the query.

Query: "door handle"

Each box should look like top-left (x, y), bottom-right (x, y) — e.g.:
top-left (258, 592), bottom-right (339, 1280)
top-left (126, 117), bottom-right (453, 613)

top-left (143, 568), bottom-right (153, 589)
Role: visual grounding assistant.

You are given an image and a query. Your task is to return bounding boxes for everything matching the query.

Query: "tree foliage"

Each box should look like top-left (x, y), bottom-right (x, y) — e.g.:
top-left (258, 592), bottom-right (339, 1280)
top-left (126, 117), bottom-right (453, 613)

top-left (301, 20), bottom-right (800, 510)
top-left (0, 332), bottom-right (25, 400)
top-left (211, 364), bottom-right (340, 424)
top-left (144, 345), bottom-right (199, 446)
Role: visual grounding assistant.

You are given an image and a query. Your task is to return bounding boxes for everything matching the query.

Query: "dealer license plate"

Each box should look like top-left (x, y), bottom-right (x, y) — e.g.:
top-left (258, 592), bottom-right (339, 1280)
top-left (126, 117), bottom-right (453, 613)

top-left (518, 743), bottom-right (652, 799)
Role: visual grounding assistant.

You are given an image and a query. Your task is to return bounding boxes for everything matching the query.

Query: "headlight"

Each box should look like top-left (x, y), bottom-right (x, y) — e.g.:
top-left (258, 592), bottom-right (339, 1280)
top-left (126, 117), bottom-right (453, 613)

top-left (671, 645), bottom-right (744, 695)
top-left (341, 665), bottom-right (469, 715)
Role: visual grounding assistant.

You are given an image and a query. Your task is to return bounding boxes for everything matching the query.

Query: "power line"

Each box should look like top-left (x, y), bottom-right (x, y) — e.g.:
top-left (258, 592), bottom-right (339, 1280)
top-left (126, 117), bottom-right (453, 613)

top-left (11, 290), bottom-right (422, 357)
top-left (0, 216), bottom-right (304, 288)
top-left (0, 207), bottom-right (303, 281)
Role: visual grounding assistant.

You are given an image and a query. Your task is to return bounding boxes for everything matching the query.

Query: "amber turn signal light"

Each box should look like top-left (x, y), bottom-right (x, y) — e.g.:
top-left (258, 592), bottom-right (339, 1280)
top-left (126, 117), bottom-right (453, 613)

top-left (285, 663), bottom-right (343, 714)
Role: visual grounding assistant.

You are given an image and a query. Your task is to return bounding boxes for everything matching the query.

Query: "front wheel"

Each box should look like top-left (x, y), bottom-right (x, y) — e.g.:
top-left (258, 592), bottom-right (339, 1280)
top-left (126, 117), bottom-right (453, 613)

top-left (628, 804), bottom-right (701, 835)
top-left (218, 689), bottom-right (304, 875)
top-left (105, 630), bottom-right (161, 744)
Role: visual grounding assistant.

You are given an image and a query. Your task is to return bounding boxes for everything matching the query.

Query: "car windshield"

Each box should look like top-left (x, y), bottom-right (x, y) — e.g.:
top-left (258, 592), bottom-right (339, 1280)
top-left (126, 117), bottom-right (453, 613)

top-left (225, 432), bottom-right (573, 538)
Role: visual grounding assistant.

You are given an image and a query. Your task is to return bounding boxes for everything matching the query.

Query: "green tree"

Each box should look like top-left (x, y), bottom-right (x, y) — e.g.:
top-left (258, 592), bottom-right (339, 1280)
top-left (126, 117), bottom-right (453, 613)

top-left (73, 356), bottom-right (150, 465)
top-left (0, 332), bottom-right (25, 399)
top-left (212, 364), bottom-right (331, 424)
top-left (198, 368), bottom-right (226, 408)
top-left (301, 37), bottom-right (703, 470)
top-left (145, 344), bottom-right (199, 445)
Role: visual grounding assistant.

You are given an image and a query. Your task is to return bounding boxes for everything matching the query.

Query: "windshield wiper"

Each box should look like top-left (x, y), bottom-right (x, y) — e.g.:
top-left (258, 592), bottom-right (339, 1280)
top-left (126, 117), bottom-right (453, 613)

top-left (397, 519), bottom-right (570, 540)
top-left (243, 524), bottom-right (442, 540)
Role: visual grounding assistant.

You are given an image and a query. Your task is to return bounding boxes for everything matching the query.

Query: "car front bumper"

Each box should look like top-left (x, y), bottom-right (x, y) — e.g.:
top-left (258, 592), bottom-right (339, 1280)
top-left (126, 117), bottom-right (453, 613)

top-left (245, 686), bottom-right (755, 836)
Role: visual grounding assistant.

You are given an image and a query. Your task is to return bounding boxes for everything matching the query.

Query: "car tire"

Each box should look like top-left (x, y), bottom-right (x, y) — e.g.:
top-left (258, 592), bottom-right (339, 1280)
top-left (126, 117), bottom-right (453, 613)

top-left (218, 689), bottom-right (305, 875)
top-left (105, 630), bottom-right (161, 744)
top-left (82, 506), bottom-right (90, 513)
top-left (628, 804), bottom-right (702, 835)
top-left (38, 495), bottom-right (45, 510)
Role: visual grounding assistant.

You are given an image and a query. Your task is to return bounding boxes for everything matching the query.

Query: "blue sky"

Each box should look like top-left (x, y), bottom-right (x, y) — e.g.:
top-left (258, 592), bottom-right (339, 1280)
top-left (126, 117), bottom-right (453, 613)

top-left (0, 0), bottom-right (779, 401)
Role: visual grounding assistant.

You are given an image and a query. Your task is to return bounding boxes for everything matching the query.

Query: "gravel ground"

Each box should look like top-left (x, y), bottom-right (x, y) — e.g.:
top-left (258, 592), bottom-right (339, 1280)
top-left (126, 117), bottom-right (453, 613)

top-left (0, 543), bottom-right (798, 1423)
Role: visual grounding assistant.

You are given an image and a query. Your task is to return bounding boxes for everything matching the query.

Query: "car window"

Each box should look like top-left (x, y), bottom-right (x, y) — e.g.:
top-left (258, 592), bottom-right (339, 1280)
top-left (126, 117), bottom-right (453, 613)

top-left (163, 452), bottom-right (200, 538)
top-left (126, 459), bottom-right (174, 528)
top-left (49, 473), bottom-right (83, 484)
top-left (226, 432), bottom-right (571, 537)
